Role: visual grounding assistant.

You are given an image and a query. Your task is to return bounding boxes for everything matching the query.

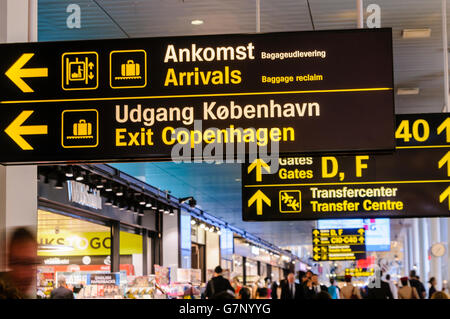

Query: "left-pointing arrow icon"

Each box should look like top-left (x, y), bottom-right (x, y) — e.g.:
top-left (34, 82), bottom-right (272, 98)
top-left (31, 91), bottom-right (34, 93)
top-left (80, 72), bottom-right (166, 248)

top-left (4, 111), bottom-right (48, 150)
top-left (5, 53), bottom-right (48, 93)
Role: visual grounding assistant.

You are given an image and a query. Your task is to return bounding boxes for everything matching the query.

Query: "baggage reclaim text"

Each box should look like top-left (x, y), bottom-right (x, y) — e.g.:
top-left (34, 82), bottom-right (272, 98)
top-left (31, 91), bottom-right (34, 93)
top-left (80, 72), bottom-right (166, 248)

top-left (309, 186), bottom-right (404, 212)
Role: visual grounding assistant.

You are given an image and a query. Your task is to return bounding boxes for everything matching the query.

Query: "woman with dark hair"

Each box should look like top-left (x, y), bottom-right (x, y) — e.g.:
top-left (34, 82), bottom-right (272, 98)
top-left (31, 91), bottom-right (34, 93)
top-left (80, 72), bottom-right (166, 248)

top-left (238, 287), bottom-right (251, 300)
top-left (428, 277), bottom-right (437, 299)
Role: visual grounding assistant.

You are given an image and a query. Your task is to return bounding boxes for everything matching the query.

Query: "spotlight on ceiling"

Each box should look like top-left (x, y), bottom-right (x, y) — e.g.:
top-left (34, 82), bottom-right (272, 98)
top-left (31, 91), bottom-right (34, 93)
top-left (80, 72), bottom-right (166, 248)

top-left (401, 28), bottom-right (431, 39)
top-left (65, 166), bottom-right (74, 178)
top-left (397, 87), bottom-right (420, 95)
top-left (191, 19), bottom-right (204, 25)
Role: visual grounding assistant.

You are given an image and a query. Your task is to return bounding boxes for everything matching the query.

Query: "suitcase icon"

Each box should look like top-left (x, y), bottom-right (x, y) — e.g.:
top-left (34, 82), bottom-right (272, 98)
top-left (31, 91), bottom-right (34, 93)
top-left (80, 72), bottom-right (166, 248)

top-left (121, 60), bottom-right (140, 77)
top-left (73, 119), bottom-right (92, 137)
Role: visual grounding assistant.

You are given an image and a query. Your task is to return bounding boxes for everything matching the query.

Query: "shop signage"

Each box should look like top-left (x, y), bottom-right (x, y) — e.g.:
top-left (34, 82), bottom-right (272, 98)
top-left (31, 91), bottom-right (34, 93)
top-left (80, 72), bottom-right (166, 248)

top-left (87, 273), bottom-right (120, 285)
top-left (242, 113), bottom-right (450, 220)
top-left (67, 180), bottom-right (102, 210)
top-left (312, 228), bottom-right (366, 261)
top-left (38, 231), bottom-right (142, 256)
top-left (345, 267), bottom-right (375, 277)
top-left (0, 29), bottom-right (394, 164)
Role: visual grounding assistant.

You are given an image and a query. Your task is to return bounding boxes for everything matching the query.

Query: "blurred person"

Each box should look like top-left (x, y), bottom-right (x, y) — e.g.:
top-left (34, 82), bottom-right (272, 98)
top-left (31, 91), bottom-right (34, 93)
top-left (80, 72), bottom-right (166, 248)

top-left (305, 274), bottom-right (328, 299)
top-left (231, 276), bottom-right (242, 295)
top-left (430, 291), bottom-right (448, 299)
top-left (367, 270), bottom-right (393, 299)
top-left (428, 277), bottom-right (437, 299)
top-left (50, 275), bottom-right (74, 299)
top-left (340, 275), bottom-right (361, 299)
top-left (409, 270), bottom-right (426, 299)
top-left (327, 278), bottom-right (340, 299)
top-left (205, 266), bottom-right (235, 299)
top-left (315, 291), bottom-right (332, 300)
top-left (238, 286), bottom-right (251, 300)
top-left (0, 227), bottom-right (38, 299)
top-left (256, 287), bottom-right (270, 299)
top-left (398, 277), bottom-right (419, 299)
top-left (385, 274), bottom-right (398, 299)
top-left (280, 272), bottom-right (301, 299)
top-left (270, 280), bottom-right (278, 299)
top-left (264, 277), bottom-right (272, 297)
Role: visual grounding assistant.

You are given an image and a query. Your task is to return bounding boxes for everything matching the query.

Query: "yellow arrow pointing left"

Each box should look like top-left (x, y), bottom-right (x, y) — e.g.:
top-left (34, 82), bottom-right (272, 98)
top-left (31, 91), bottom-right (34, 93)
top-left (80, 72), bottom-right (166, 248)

top-left (5, 53), bottom-right (48, 93)
top-left (4, 111), bottom-right (48, 150)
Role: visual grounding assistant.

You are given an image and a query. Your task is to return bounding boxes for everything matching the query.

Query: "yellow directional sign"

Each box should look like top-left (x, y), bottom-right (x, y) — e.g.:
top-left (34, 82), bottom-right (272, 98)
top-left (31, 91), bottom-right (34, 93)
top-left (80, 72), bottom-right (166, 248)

top-left (5, 53), bottom-right (48, 93)
top-left (437, 117), bottom-right (450, 143)
top-left (4, 111), bottom-right (48, 150)
top-left (311, 228), bottom-right (366, 261)
top-left (247, 158), bottom-right (271, 182)
top-left (438, 151), bottom-right (450, 176)
top-left (248, 190), bottom-right (271, 215)
top-left (439, 185), bottom-right (450, 210)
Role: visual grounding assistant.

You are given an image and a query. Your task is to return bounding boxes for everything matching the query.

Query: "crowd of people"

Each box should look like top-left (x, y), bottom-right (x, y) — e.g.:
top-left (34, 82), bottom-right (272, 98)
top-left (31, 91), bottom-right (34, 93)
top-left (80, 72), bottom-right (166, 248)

top-left (203, 266), bottom-right (449, 300)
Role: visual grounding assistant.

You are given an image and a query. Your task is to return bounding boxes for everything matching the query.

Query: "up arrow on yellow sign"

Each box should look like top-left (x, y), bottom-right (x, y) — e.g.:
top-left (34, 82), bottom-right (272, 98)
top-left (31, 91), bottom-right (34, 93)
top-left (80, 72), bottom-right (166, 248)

top-left (438, 151), bottom-right (450, 176)
top-left (247, 158), bottom-right (271, 182)
top-left (437, 118), bottom-right (450, 143)
top-left (5, 53), bottom-right (48, 93)
top-left (439, 185), bottom-right (450, 210)
top-left (248, 189), bottom-right (271, 215)
top-left (4, 111), bottom-right (48, 150)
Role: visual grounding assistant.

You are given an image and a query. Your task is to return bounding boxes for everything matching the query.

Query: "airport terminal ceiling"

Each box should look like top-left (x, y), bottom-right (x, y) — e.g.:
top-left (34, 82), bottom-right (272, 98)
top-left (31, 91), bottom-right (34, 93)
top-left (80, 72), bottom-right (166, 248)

top-left (37, 0), bottom-right (450, 247)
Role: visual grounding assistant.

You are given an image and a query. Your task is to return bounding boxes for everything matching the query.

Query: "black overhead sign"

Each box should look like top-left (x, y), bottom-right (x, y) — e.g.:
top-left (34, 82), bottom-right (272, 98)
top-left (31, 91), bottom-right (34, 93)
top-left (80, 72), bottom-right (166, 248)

top-left (312, 228), bottom-right (366, 261)
top-left (0, 29), bottom-right (394, 164)
top-left (242, 113), bottom-right (450, 221)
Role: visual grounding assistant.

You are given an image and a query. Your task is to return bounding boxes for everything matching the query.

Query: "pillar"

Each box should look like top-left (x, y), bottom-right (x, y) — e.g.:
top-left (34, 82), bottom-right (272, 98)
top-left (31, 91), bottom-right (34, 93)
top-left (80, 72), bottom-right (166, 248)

top-left (430, 218), bottom-right (442, 291)
top-left (0, 1), bottom-right (38, 298)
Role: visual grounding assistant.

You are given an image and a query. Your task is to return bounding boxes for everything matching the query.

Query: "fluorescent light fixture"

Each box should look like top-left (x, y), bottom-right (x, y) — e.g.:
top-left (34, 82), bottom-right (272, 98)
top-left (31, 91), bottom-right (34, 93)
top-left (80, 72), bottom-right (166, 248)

top-left (397, 87), bottom-right (420, 95)
top-left (191, 19), bottom-right (204, 25)
top-left (402, 28), bottom-right (431, 39)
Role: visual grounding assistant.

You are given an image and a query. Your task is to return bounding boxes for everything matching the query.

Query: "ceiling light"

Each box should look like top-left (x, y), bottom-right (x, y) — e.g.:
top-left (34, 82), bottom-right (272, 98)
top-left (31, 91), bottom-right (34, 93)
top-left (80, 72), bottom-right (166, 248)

top-left (169, 209), bottom-right (175, 216)
top-left (96, 178), bottom-right (104, 189)
top-left (397, 88), bottom-right (419, 95)
top-left (145, 202), bottom-right (151, 208)
top-left (116, 189), bottom-right (123, 196)
top-left (105, 196), bottom-right (112, 206)
top-left (191, 220), bottom-right (196, 225)
top-left (191, 19), bottom-right (204, 25)
top-left (200, 223), bottom-right (205, 229)
top-left (204, 226), bottom-right (209, 231)
top-left (105, 182), bottom-right (113, 192)
top-left (209, 227), bottom-right (214, 232)
top-left (65, 167), bottom-right (74, 178)
top-left (402, 28), bottom-right (431, 39)
top-left (75, 174), bottom-right (84, 182)
top-left (54, 177), bottom-right (64, 190)
top-left (397, 88), bottom-right (420, 95)
top-left (217, 230), bottom-right (221, 235)
top-left (151, 199), bottom-right (157, 210)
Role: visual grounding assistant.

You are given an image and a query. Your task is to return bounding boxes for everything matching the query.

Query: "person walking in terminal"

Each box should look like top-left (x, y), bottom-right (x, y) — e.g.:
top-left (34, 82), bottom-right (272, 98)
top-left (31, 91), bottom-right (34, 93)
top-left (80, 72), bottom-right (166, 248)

top-left (339, 275), bottom-right (361, 299)
top-left (367, 271), bottom-right (394, 299)
top-left (385, 274), bottom-right (398, 299)
top-left (204, 266), bottom-right (235, 299)
top-left (0, 227), bottom-right (38, 299)
top-left (409, 270), bottom-right (426, 299)
top-left (50, 275), bottom-right (74, 299)
top-left (280, 272), bottom-right (301, 299)
top-left (305, 274), bottom-right (328, 299)
top-left (256, 287), bottom-right (271, 299)
top-left (327, 278), bottom-right (340, 299)
top-left (237, 287), bottom-right (251, 300)
top-left (428, 277), bottom-right (437, 299)
top-left (398, 277), bottom-right (419, 299)
top-left (430, 291), bottom-right (449, 299)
